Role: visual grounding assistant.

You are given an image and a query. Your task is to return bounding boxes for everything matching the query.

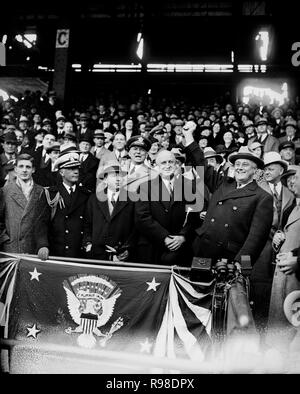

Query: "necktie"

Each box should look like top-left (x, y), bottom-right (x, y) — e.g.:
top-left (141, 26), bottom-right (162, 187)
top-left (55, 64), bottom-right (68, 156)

top-left (111, 192), bottom-right (116, 207)
top-left (169, 181), bottom-right (174, 194)
top-left (273, 183), bottom-right (279, 200)
top-left (273, 183), bottom-right (281, 216)
top-left (129, 165), bottom-right (136, 175)
top-left (80, 154), bottom-right (86, 162)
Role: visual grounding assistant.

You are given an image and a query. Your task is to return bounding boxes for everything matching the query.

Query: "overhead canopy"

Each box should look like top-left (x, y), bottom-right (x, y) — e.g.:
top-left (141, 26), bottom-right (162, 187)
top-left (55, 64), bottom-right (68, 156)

top-left (0, 77), bottom-right (48, 97)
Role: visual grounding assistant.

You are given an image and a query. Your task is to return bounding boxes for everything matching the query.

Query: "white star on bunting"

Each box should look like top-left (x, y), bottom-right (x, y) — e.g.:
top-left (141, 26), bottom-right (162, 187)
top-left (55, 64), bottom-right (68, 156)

top-left (140, 338), bottom-right (152, 354)
top-left (146, 277), bottom-right (161, 292)
top-left (29, 268), bottom-right (42, 281)
top-left (26, 324), bottom-right (41, 339)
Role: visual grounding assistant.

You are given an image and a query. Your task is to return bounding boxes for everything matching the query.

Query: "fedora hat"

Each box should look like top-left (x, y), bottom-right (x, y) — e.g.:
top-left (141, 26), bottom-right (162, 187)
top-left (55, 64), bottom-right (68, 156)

top-left (204, 148), bottom-right (223, 163)
top-left (263, 151), bottom-right (288, 171)
top-left (249, 141), bottom-right (264, 151)
top-left (98, 162), bottom-right (127, 179)
top-left (228, 146), bottom-right (264, 169)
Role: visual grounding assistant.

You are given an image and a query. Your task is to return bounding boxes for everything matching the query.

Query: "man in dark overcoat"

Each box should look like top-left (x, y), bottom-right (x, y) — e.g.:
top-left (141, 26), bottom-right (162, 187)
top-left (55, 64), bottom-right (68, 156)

top-left (193, 146), bottom-right (273, 266)
top-left (135, 150), bottom-right (201, 266)
top-left (45, 147), bottom-right (91, 258)
top-left (83, 163), bottom-right (136, 261)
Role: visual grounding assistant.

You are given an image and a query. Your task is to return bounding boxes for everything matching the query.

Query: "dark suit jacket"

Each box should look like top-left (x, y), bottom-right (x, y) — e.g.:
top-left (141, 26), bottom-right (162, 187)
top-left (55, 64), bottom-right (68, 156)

top-left (78, 153), bottom-right (99, 192)
top-left (135, 174), bottom-right (200, 266)
top-left (193, 179), bottom-right (273, 265)
top-left (76, 128), bottom-right (94, 142)
top-left (48, 184), bottom-right (91, 258)
top-left (83, 188), bottom-right (136, 260)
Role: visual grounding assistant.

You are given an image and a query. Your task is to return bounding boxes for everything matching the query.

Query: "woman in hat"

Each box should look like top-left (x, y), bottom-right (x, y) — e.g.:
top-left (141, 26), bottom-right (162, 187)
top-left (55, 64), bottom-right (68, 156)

top-left (145, 136), bottom-right (161, 169)
top-left (248, 141), bottom-right (265, 183)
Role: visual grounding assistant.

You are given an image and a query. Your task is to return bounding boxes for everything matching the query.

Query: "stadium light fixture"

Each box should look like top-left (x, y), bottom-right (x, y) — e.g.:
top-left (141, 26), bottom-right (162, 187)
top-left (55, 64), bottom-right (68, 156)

top-left (136, 32), bottom-right (144, 60)
top-left (242, 83), bottom-right (288, 106)
top-left (255, 31), bottom-right (269, 61)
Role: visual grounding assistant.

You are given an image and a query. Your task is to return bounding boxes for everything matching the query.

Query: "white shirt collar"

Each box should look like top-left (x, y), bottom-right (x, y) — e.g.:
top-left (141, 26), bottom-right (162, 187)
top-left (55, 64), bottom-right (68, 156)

top-left (107, 188), bottom-right (120, 201)
top-left (63, 183), bottom-right (76, 194)
top-left (162, 176), bottom-right (175, 192)
top-left (269, 181), bottom-right (282, 195)
top-left (236, 179), bottom-right (253, 189)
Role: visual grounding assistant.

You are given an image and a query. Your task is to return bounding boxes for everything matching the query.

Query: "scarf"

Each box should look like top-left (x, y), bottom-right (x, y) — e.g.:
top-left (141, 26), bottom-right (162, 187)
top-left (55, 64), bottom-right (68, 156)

top-left (16, 177), bottom-right (34, 201)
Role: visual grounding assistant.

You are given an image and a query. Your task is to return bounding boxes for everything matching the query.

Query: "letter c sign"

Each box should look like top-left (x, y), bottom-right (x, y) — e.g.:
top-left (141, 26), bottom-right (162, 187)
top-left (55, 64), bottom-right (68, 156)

top-left (56, 29), bottom-right (70, 48)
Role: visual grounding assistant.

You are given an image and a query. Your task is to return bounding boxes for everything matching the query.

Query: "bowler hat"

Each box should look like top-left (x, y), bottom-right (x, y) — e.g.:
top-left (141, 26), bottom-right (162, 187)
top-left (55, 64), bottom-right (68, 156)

top-left (228, 146), bottom-right (264, 169)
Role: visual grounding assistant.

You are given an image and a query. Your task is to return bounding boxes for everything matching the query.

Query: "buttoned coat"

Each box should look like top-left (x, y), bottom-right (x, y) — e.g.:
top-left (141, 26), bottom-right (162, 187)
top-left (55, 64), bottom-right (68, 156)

top-left (250, 181), bottom-right (294, 326)
top-left (47, 184), bottom-right (90, 258)
top-left (135, 174), bottom-right (200, 266)
top-left (83, 188), bottom-right (136, 261)
top-left (0, 181), bottom-right (49, 254)
top-left (193, 179), bottom-right (273, 264)
top-left (268, 202), bottom-right (300, 329)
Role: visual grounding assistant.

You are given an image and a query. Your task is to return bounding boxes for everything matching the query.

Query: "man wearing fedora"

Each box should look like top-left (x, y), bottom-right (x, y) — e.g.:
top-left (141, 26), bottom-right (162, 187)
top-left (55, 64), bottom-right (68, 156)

top-left (254, 118), bottom-right (279, 154)
top-left (55, 114), bottom-right (66, 139)
top-left (244, 120), bottom-right (257, 146)
top-left (279, 140), bottom-right (300, 165)
top-left (83, 163), bottom-right (136, 262)
top-left (45, 147), bottom-right (91, 258)
top-left (193, 146), bottom-right (273, 267)
top-left (251, 152), bottom-right (294, 330)
top-left (0, 132), bottom-right (18, 187)
top-left (267, 166), bottom-right (300, 350)
top-left (76, 113), bottom-right (94, 142)
top-left (78, 135), bottom-right (99, 193)
top-left (90, 129), bottom-right (109, 160)
top-left (278, 120), bottom-right (300, 147)
top-left (18, 115), bottom-right (35, 148)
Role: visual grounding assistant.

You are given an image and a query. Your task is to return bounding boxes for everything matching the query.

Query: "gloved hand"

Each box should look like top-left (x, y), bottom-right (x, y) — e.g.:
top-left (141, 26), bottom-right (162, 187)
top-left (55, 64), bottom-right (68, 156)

top-left (38, 247), bottom-right (49, 261)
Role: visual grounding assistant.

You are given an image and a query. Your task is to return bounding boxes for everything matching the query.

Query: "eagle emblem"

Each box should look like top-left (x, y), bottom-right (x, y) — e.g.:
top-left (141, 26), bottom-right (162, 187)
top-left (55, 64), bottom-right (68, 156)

top-left (63, 274), bottom-right (123, 348)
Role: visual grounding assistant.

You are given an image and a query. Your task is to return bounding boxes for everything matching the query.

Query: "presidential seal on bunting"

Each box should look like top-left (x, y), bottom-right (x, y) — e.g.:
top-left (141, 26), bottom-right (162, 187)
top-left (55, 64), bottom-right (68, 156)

top-left (63, 274), bottom-right (123, 348)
